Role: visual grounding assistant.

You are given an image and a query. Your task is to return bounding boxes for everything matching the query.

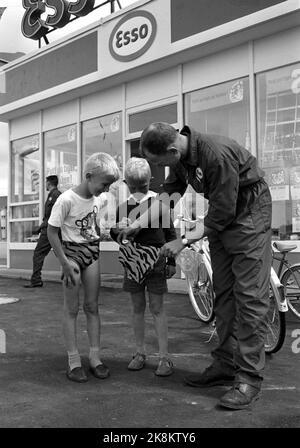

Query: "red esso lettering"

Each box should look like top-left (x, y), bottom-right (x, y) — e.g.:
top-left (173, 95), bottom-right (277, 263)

top-left (116, 23), bottom-right (149, 48)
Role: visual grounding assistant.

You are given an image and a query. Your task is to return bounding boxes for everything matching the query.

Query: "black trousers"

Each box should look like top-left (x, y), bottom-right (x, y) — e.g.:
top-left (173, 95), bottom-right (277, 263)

top-left (208, 179), bottom-right (272, 386)
top-left (30, 229), bottom-right (52, 284)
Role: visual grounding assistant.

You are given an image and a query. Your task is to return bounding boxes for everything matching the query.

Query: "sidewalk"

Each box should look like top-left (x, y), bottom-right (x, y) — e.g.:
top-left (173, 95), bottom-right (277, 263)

top-left (0, 267), bottom-right (188, 292)
top-left (0, 276), bottom-right (299, 428)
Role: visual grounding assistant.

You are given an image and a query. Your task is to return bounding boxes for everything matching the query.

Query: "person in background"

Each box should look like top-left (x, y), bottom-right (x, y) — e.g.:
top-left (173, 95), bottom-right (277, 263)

top-left (24, 175), bottom-right (61, 288)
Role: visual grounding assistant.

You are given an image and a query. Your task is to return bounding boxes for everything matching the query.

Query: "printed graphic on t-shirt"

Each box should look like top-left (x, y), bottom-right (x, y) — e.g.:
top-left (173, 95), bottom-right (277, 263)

top-left (75, 206), bottom-right (100, 241)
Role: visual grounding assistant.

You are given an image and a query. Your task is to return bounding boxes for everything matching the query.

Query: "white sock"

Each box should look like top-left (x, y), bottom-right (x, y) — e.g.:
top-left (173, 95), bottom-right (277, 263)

top-left (89, 347), bottom-right (102, 368)
top-left (67, 350), bottom-right (81, 371)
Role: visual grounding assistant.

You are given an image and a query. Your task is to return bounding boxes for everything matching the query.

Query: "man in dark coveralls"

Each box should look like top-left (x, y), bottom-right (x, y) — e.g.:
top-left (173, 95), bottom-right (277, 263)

top-left (117, 122), bottom-right (272, 410)
top-left (24, 175), bottom-right (61, 288)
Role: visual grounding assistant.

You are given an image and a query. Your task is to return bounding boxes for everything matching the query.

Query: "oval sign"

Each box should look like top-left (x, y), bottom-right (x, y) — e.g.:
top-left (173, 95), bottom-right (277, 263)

top-left (109, 10), bottom-right (157, 62)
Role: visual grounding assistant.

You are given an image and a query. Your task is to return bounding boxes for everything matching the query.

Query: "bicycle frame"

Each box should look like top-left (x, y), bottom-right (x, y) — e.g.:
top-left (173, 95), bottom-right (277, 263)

top-left (176, 214), bottom-right (287, 312)
top-left (190, 239), bottom-right (213, 284)
top-left (273, 250), bottom-right (293, 278)
top-left (270, 266), bottom-right (288, 313)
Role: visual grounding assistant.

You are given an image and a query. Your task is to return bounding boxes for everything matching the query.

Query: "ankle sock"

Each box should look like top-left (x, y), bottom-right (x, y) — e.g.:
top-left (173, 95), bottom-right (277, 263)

top-left (67, 350), bottom-right (81, 371)
top-left (89, 347), bottom-right (102, 368)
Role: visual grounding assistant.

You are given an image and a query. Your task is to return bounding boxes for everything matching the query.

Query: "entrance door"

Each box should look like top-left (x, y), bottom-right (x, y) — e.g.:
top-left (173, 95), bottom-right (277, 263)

top-left (130, 140), bottom-right (166, 194)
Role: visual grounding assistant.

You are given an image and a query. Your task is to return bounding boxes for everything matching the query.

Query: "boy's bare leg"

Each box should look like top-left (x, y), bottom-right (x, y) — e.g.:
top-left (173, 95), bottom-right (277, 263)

top-left (81, 259), bottom-right (101, 351)
top-left (62, 259), bottom-right (81, 353)
top-left (81, 259), bottom-right (110, 378)
top-left (148, 292), bottom-right (168, 358)
top-left (130, 291), bottom-right (146, 354)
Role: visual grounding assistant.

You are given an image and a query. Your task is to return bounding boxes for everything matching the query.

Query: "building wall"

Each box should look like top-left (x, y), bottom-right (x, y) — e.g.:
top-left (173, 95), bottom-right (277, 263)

top-left (9, 248), bottom-right (122, 274)
top-left (1, 0), bottom-right (299, 270)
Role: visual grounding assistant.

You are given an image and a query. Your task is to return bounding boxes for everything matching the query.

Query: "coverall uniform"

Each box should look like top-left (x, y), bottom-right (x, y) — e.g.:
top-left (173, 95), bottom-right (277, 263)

top-left (30, 188), bottom-right (61, 285)
top-left (164, 126), bottom-right (272, 386)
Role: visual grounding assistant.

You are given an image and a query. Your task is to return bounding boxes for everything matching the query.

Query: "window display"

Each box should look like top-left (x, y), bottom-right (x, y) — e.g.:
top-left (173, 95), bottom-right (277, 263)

top-left (184, 78), bottom-right (250, 220)
top-left (10, 221), bottom-right (39, 243)
top-left (82, 113), bottom-right (122, 170)
top-left (185, 78), bottom-right (250, 149)
top-left (44, 125), bottom-right (78, 192)
top-left (83, 113), bottom-right (123, 241)
top-left (10, 135), bottom-right (40, 243)
top-left (11, 135), bottom-right (40, 203)
top-left (257, 63), bottom-right (300, 239)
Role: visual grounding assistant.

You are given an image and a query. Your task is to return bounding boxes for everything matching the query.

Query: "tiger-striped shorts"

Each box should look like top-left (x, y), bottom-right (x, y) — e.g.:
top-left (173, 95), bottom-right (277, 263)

top-left (62, 240), bottom-right (100, 270)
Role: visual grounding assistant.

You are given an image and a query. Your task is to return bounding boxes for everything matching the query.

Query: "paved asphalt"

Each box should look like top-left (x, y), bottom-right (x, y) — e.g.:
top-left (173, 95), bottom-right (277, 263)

top-left (0, 276), bottom-right (299, 428)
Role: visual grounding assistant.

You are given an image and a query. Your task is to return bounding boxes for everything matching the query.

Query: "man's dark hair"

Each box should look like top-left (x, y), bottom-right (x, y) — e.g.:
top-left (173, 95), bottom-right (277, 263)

top-left (140, 122), bottom-right (177, 156)
top-left (46, 175), bottom-right (58, 187)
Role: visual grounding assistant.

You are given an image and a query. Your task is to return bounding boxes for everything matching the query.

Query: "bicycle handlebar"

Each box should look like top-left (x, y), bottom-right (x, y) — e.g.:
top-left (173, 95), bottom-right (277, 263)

top-left (174, 214), bottom-right (205, 226)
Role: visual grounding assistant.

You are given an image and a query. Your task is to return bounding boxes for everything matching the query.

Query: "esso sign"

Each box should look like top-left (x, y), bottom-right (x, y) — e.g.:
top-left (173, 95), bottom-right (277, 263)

top-left (109, 10), bottom-right (157, 62)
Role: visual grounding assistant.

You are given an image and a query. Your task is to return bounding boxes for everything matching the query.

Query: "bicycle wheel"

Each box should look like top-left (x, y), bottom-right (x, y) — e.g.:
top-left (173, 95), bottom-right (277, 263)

top-left (264, 281), bottom-right (286, 354)
top-left (186, 252), bottom-right (215, 323)
top-left (281, 264), bottom-right (300, 319)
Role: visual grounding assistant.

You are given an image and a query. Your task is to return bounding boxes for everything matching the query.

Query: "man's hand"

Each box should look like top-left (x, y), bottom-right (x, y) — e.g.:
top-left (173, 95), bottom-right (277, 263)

top-left (61, 262), bottom-right (80, 288)
top-left (161, 238), bottom-right (185, 258)
top-left (165, 264), bottom-right (176, 279)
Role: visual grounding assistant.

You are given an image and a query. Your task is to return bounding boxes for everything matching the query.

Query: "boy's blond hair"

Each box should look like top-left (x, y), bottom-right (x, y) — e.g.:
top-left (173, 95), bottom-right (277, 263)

top-left (84, 152), bottom-right (120, 181)
top-left (125, 157), bottom-right (151, 182)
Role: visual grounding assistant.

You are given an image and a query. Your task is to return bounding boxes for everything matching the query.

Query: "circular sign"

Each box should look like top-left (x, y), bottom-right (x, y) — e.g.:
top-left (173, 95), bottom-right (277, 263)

top-left (109, 10), bottom-right (157, 62)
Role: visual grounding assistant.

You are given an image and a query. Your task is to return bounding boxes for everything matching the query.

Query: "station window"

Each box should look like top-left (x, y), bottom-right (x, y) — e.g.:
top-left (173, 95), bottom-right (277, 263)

top-left (82, 112), bottom-right (122, 170)
top-left (11, 135), bottom-right (40, 203)
top-left (82, 113), bottom-right (123, 241)
top-left (257, 63), bottom-right (300, 240)
top-left (44, 124), bottom-right (78, 192)
top-left (10, 135), bottom-right (40, 242)
top-left (184, 78), bottom-right (250, 220)
top-left (129, 103), bottom-right (177, 134)
top-left (185, 77), bottom-right (250, 148)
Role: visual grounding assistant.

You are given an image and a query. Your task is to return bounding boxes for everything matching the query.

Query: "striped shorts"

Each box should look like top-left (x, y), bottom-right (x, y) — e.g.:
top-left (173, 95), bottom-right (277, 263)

top-left (62, 240), bottom-right (100, 270)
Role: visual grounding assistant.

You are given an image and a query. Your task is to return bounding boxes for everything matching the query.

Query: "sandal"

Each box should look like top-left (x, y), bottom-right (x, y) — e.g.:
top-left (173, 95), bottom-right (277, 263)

top-left (127, 352), bottom-right (146, 371)
top-left (155, 357), bottom-right (174, 377)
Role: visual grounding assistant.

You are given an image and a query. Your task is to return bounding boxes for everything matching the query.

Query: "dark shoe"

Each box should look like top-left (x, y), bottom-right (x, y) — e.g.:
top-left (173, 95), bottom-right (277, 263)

top-left (66, 366), bottom-right (88, 383)
top-left (24, 282), bottom-right (43, 288)
top-left (184, 362), bottom-right (235, 387)
top-left (155, 358), bottom-right (174, 377)
top-left (128, 353), bottom-right (146, 371)
top-left (219, 383), bottom-right (261, 410)
top-left (90, 363), bottom-right (110, 379)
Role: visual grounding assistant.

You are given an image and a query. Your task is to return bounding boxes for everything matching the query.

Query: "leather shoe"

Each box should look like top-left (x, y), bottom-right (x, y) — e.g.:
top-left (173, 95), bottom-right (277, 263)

top-left (24, 282), bottom-right (43, 288)
top-left (90, 363), bottom-right (110, 379)
top-left (66, 366), bottom-right (88, 383)
top-left (184, 362), bottom-right (235, 387)
top-left (219, 382), bottom-right (261, 410)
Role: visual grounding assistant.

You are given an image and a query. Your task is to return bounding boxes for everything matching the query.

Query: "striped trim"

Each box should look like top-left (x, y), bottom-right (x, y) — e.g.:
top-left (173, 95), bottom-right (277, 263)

top-left (62, 240), bottom-right (100, 270)
top-left (118, 242), bottom-right (160, 284)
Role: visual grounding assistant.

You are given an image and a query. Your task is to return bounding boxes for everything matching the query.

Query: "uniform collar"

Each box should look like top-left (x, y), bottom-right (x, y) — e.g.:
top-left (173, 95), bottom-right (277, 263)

top-left (180, 125), bottom-right (200, 167)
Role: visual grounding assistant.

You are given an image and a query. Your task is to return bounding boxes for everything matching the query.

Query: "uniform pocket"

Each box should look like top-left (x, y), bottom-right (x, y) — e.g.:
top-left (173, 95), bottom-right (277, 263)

top-left (250, 184), bottom-right (272, 234)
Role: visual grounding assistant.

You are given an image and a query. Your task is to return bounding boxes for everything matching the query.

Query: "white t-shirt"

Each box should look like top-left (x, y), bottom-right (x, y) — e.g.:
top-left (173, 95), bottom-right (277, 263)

top-left (48, 189), bottom-right (103, 243)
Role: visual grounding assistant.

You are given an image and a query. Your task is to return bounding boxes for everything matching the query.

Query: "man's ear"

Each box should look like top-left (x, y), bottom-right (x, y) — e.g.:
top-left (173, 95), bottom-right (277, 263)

top-left (167, 146), bottom-right (179, 157)
top-left (85, 172), bottom-right (92, 180)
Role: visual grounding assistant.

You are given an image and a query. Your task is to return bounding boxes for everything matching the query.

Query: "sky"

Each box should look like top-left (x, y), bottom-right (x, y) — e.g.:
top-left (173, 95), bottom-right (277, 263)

top-left (0, 0), bottom-right (138, 196)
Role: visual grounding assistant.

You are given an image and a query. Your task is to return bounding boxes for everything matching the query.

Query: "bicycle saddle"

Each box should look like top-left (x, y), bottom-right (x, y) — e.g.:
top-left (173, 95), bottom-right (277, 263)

top-left (273, 242), bottom-right (297, 253)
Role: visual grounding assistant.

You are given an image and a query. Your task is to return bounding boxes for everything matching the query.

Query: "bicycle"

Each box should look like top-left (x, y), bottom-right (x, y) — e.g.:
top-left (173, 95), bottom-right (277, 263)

top-left (175, 215), bottom-right (214, 323)
top-left (174, 215), bottom-right (289, 354)
top-left (273, 241), bottom-right (300, 320)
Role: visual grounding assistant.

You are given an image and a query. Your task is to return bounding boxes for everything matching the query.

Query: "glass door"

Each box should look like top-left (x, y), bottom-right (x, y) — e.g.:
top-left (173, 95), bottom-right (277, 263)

top-left (129, 139), bottom-right (166, 194)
